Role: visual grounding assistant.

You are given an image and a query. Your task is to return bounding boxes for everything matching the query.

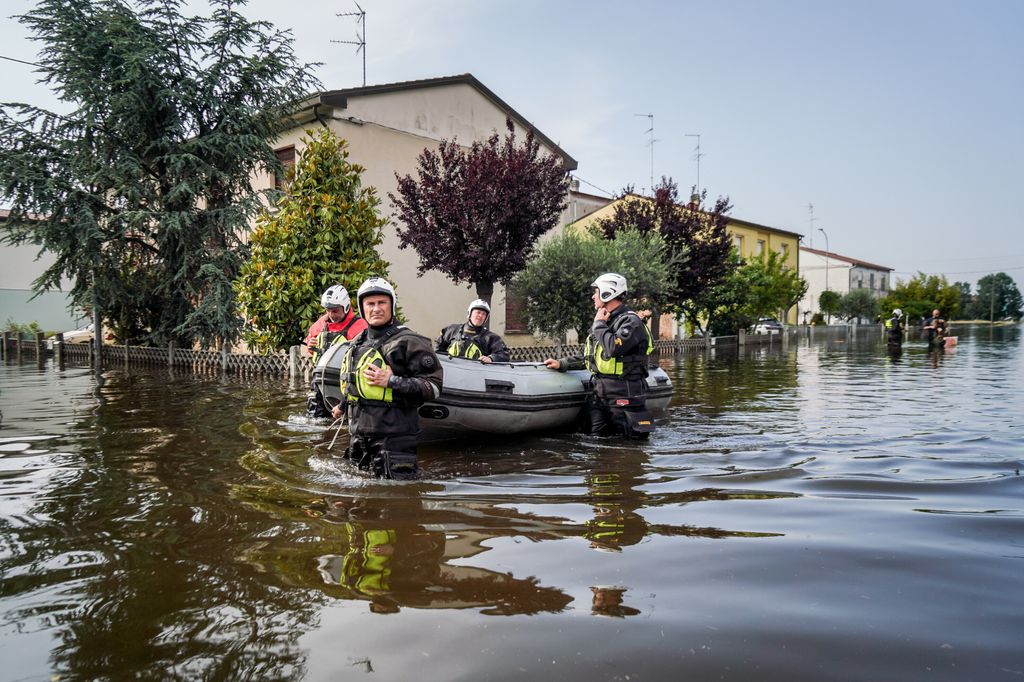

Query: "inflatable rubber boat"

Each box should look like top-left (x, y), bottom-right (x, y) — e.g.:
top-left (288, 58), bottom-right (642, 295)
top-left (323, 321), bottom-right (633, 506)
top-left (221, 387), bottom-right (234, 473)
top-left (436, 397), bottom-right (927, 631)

top-left (309, 341), bottom-right (673, 438)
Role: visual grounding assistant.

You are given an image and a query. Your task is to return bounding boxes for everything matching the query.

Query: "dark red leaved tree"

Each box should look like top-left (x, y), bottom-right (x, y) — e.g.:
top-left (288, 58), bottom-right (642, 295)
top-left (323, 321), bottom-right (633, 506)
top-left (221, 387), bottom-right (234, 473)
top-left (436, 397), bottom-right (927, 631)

top-left (593, 177), bottom-right (734, 334)
top-left (389, 119), bottom-right (570, 305)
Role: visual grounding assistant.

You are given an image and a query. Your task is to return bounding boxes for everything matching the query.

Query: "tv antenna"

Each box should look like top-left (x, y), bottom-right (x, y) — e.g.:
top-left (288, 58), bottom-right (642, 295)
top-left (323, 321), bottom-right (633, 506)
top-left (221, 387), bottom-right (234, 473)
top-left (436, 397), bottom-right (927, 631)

top-left (808, 203), bottom-right (816, 248)
top-left (634, 113), bottom-right (656, 194)
top-left (334, 2), bottom-right (366, 86)
top-left (685, 133), bottom-right (703, 192)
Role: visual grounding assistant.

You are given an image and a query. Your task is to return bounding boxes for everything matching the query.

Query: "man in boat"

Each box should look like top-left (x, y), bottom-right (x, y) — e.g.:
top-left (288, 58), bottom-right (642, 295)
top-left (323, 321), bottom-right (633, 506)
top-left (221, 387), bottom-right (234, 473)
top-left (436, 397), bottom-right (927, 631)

top-left (922, 308), bottom-right (947, 349)
top-left (543, 273), bottom-right (655, 438)
top-left (331, 277), bottom-right (442, 479)
top-left (435, 299), bottom-right (510, 364)
top-left (305, 284), bottom-right (368, 418)
top-left (304, 284), bottom-right (368, 360)
top-left (885, 308), bottom-right (904, 353)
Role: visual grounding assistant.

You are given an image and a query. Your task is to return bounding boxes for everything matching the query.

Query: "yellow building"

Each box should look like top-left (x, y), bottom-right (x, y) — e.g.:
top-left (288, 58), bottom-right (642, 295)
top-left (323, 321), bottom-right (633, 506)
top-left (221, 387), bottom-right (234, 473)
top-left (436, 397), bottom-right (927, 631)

top-left (571, 195), bottom-right (804, 332)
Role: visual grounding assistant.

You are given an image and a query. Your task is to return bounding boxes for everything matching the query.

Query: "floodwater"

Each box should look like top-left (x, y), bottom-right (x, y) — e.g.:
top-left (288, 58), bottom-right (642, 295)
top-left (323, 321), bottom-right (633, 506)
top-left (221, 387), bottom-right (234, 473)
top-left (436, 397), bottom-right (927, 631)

top-left (1, 325), bottom-right (1021, 681)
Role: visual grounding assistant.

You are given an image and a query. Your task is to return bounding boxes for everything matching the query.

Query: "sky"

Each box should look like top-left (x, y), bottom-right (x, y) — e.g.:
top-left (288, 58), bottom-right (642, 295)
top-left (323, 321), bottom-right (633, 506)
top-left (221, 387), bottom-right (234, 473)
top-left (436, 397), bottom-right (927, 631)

top-left (2, 0), bottom-right (1022, 288)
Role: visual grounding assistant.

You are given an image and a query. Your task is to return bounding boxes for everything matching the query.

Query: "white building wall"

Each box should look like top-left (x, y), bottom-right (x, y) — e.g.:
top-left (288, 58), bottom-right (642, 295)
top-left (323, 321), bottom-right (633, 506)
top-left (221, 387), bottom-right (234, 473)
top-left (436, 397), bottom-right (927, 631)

top-left (797, 250), bottom-right (851, 323)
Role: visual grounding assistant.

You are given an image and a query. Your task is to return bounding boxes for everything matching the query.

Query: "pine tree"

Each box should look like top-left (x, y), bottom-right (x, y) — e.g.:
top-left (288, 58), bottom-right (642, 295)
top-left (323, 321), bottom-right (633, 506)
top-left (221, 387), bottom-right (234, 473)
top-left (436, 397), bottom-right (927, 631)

top-left (235, 128), bottom-right (390, 353)
top-left (0, 0), bottom-right (318, 346)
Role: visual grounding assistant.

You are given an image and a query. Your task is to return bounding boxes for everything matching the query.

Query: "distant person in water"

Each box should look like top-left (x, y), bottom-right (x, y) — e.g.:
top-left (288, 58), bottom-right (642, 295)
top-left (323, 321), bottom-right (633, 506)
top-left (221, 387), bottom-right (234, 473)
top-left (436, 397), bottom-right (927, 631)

top-left (922, 308), bottom-right (947, 349)
top-left (885, 308), bottom-right (904, 353)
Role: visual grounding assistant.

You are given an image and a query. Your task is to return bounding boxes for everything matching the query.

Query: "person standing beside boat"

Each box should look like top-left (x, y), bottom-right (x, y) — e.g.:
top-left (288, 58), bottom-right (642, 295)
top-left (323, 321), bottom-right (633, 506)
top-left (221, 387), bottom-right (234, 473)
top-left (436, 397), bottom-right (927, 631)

top-left (922, 308), bottom-right (947, 349)
top-left (304, 284), bottom-right (368, 360)
top-left (435, 299), bottom-right (510, 364)
top-left (543, 273), bottom-right (655, 438)
top-left (331, 277), bottom-right (442, 480)
top-left (305, 284), bottom-right (369, 419)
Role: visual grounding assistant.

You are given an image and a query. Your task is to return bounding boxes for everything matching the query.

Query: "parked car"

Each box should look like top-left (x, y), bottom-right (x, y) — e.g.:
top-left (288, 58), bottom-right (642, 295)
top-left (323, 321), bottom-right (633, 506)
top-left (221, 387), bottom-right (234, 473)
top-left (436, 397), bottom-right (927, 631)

top-left (47, 323), bottom-right (114, 349)
top-left (752, 318), bottom-right (784, 334)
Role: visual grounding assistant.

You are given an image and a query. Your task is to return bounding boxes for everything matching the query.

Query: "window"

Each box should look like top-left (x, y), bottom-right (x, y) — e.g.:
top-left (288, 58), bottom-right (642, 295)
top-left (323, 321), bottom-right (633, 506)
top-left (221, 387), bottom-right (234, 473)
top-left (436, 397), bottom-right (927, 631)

top-left (779, 243), bottom-right (789, 257)
top-left (880, 275), bottom-right (887, 291)
top-left (869, 273), bottom-right (875, 289)
top-left (756, 239), bottom-right (765, 256)
top-left (733, 235), bottom-right (743, 251)
top-left (274, 146), bottom-right (296, 191)
top-left (504, 287), bottom-right (527, 333)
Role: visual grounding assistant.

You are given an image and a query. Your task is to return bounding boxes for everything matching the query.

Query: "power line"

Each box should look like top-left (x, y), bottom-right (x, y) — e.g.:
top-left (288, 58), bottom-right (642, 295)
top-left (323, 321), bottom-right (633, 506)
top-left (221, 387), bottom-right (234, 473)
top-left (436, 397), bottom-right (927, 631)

top-left (1, 54), bottom-right (40, 67)
top-left (570, 175), bottom-right (614, 197)
top-left (890, 265), bottom-right (1024, 277)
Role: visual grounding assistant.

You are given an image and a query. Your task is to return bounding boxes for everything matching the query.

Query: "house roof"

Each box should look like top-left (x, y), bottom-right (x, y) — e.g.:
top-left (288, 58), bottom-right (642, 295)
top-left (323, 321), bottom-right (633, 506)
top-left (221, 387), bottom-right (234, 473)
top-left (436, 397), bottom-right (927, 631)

top-left (585, 193), bottom-right (802, 239)
top-left (800, 246), bottom-right (892, 272)
top-left (727, 214), bottom-right (803, 240)
top-left (314, 73), bottom-right (578, 171)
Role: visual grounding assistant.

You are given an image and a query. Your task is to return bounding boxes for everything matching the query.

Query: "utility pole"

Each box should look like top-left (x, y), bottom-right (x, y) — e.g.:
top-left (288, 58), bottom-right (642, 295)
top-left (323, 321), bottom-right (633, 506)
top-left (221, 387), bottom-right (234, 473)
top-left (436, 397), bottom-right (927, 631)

top-left (990, 279), bottom-right (998, 324)
top-left (334, 3), bottom-right (366, 86)
top-left (634, 113), bottom-right (655, 194)
top-left (685, 133), bottom-right (703, 192)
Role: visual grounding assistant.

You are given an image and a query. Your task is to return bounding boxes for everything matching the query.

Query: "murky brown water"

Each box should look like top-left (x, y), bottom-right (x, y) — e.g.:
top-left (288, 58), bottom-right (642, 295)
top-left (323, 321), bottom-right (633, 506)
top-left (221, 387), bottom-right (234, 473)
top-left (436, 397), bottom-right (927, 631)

top-left (2, 325), bottom-right (1022, 681)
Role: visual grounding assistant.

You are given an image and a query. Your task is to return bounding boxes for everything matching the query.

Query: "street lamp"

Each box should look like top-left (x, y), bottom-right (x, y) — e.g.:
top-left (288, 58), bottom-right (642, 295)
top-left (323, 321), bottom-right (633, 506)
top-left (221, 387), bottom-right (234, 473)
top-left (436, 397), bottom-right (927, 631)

top-left (818, 228), bottom-right (830, 324)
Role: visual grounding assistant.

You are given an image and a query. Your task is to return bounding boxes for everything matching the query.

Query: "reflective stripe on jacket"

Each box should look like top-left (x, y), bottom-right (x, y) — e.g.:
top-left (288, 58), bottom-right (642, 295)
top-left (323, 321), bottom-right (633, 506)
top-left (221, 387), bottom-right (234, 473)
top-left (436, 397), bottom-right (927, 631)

top-left (585, 312), bottom-right (654, 377)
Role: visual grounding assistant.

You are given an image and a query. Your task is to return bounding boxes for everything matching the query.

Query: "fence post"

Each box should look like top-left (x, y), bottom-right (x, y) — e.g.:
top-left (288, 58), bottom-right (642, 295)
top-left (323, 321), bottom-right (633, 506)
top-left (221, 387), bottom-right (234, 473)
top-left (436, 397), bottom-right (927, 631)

top-left (738, 329), bottom-right (746, 348)
top-left (289, 345), bottom-right (299, 381)
top-left (124, 343), bottom-right (129, 371)
top-left (168, 341), bottom-right (175, 369)
top-left (221, 344), bottom-right (229, 375)
top-left (35, 332), bottom-right (45, 368)
top-left (55, 333), bottom-right (65, 371)
top-left (16, 333), bottom-right (23, 363)
top-left (1, 331), bottom-right (8, 362)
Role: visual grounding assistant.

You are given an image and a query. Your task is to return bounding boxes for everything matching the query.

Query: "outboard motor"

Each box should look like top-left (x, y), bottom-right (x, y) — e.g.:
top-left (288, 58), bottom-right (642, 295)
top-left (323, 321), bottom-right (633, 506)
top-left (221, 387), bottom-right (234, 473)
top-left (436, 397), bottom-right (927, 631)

top-left (307, 341), bottom-right (350, 419)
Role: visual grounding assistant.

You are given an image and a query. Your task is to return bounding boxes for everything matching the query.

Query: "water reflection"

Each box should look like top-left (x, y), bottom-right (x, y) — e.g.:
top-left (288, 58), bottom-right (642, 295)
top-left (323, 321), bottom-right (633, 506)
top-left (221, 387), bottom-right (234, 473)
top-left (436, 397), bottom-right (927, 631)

top-left (1, 324), bottom-right (1022, 681)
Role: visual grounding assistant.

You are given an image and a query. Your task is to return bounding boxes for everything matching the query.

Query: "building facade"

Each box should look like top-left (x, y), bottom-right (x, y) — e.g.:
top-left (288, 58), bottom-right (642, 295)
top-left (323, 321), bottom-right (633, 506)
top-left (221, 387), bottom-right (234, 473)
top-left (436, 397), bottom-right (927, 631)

top-left (798, 246), bottom-right (893, 324)
top-left (260, 74), bottom-right (580, 344)
top-left (571, 196), bottom-right (804, 335)
top-left (0, 210), bottom-right (83, 331)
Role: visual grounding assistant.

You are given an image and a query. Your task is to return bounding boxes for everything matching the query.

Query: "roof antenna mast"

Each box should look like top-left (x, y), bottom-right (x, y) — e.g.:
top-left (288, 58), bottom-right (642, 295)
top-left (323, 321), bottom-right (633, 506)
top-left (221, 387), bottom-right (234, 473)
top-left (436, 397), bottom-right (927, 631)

top-left (685, 133), bottom-right (703, 193)
top-left (808, 203), bottom-right (816, 248)
top-left (634, 113), bottom-right (655, 194)
top-left (334, 2), bottom-right (366, 86)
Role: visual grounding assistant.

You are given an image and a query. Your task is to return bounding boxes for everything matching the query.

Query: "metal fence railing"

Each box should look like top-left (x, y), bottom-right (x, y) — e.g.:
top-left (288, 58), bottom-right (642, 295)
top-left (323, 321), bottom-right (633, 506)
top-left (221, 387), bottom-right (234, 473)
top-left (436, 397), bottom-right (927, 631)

top-left (5, 327), bottom-right (876, 379)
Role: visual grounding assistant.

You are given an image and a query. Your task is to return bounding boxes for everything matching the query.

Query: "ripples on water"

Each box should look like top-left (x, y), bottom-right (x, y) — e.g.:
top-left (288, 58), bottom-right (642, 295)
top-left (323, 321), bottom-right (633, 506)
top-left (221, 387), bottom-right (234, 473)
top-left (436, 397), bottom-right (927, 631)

top-left (1, 325), bottom-right (1022, 681)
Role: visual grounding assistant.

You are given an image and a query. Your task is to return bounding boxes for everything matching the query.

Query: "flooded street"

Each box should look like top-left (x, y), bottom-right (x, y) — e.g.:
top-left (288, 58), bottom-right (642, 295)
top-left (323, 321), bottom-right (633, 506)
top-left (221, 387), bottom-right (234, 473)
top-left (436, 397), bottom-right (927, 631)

top-left (1, 325), bottom-right (1022, 681)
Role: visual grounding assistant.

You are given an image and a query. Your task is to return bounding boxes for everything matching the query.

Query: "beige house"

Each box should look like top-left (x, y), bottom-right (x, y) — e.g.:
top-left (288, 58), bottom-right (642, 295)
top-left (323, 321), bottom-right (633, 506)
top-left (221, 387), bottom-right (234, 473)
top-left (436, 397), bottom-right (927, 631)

top-left (258, 74), bottom-right (582, 345)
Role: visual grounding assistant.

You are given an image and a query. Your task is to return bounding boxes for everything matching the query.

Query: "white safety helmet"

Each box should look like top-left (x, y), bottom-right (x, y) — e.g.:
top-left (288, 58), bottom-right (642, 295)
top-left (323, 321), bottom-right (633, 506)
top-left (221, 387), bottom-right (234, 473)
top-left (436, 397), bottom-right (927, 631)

top-left (893, 308), bottom-right (903, 318)
top-left (591, 273), bottom-right (628, 303)
top-left (467, 299), bottom-right (490, 317)
top-left (320, 284), bottom-right (351, 312)
top-left (357, 277), bottom-right (397, 316)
